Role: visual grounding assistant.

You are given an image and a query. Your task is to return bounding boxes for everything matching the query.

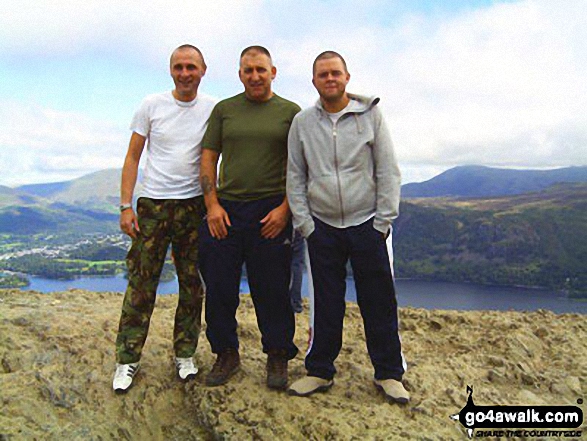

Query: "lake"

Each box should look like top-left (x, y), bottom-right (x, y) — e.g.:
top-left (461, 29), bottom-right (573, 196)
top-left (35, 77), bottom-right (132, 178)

top-left (20, 274), bottom-right (587, 314)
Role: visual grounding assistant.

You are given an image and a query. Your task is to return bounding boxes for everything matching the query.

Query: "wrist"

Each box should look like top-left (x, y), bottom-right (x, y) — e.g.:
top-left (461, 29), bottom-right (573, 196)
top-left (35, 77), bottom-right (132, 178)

top-left (119, 203), bottom-right (132, 213)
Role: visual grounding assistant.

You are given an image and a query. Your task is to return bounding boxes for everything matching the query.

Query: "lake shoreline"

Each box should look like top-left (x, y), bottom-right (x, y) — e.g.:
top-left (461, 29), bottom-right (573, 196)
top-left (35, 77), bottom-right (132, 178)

top-left (10, 273), bottom-right (587, 314)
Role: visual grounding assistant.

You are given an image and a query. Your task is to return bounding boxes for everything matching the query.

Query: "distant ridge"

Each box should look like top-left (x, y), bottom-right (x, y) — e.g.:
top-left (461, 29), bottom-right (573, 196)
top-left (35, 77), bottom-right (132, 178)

top-left (15, 169), bottom-right (140, 213)
top-left (401, 165), bottom-right (587, 198)
top-left (17, 181), bottom-right (71, 198)
top-left (0, 185), bottom-right (41, 208)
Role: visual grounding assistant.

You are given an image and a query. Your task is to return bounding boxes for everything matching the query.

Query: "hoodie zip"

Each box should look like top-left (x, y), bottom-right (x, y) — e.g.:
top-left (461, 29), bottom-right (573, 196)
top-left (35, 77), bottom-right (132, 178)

top-left (332, 122), bottom-right (345, 226)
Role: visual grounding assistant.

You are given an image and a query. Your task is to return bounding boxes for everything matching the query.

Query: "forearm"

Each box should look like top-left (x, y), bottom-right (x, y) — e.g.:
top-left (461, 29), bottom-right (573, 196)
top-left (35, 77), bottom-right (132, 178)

top-left (120, 158), bottom-right (139, 204)
top-left (373, 110), bottom-right (401, 232)
top-left (120, 132), bottom-right (145, 204)
top-left (200, 149), bottom-right (220, 210)
top-left (286, 123), bottom-right (314, 237)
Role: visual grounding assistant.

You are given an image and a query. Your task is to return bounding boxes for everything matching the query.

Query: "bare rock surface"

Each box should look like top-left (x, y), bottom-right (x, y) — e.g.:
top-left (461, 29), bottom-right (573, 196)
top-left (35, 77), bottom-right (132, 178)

top-left (0, 289), bottom-right (585, 440)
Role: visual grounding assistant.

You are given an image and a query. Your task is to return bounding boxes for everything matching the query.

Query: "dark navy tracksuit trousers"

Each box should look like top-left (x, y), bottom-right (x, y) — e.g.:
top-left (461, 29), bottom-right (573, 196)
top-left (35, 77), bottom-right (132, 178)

top-left (198, 195), bottom-right (298, 359)
top-left (306, 217), bottom-right (405, 381)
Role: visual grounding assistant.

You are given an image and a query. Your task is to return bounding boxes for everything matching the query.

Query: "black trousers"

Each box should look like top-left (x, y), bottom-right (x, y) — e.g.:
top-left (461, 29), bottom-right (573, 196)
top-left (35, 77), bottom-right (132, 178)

top-left (305, 217), bottom-right (405, 380)
top-left (199, 195), bottom-right (298, 359)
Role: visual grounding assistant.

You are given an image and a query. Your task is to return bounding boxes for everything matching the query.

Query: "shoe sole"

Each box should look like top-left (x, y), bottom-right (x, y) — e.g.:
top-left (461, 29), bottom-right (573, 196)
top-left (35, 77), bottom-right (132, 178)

top-left (374, 382), bottom-right (409, 404)
top-left (287, 380), bottom-right (333, 397)
top-left (178, 371), bottom-right (198, 382)
top-left (267, 379), bottom-right (288, 390)
top-left (204, 364), bottom-right (241, 387)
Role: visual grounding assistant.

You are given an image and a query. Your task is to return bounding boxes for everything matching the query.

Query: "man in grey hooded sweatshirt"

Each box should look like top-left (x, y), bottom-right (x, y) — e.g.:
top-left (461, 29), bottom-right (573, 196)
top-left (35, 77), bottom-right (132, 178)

top-left (286, 51), bottom-right (409, 404)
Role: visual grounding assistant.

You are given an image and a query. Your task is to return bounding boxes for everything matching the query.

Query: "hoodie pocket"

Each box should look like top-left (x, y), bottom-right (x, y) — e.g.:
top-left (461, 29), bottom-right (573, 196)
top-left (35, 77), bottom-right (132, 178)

top-left (307, 174), bottom-right (341, 218)
top-left (339, 169), bottom-right (377, 218)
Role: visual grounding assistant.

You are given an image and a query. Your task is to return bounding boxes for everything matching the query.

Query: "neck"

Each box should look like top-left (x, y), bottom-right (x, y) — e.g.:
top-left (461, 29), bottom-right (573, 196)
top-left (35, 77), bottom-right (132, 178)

top-left (245, 91), bottom-right (274, 103)
top-left (173, 89), bottom-right (197, 102)
top-left (321, 94), bottom-right (350, 113)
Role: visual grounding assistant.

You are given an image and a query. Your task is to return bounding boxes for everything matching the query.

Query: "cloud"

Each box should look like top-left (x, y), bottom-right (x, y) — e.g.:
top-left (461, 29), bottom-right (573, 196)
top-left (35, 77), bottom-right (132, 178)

top-left (280, 1), bottom-right (586, 170)
top-left (1, 0), bottom-right (586, 186)
top-left (0, 0), bottom-right (266, 79)
top-left (0, 101), bottom-right (127, 186)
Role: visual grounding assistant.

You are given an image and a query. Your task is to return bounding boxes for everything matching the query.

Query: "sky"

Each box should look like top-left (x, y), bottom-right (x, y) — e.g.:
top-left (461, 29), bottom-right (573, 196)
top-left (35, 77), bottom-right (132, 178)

top-left (0, 0), bottom-right (586, 187)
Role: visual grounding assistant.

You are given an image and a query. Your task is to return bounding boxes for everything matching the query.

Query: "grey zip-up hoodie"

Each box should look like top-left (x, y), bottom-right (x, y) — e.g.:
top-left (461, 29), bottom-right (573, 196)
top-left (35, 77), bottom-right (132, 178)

top-left (287, 93), bottom-right (401, 238)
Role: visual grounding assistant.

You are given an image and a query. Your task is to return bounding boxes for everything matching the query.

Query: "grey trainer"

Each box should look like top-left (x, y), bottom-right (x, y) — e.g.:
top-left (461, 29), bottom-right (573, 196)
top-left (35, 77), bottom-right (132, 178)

top-left (287, 376), bottom-right (333, 397)
top-left (374, 378), bottom-right (410, 404)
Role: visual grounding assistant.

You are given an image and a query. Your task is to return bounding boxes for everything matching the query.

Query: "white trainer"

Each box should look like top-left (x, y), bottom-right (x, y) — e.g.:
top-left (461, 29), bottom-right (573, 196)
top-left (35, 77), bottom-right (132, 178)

top-left (113, 362), bottom-right (140, 393)
top-left (175, 357), bottom-right (198, 381)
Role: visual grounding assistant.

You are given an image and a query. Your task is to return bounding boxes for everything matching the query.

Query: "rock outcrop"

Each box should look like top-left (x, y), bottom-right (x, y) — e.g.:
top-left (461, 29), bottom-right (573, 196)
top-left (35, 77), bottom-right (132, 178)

top-left (0, 289), bottom-right (585, 440)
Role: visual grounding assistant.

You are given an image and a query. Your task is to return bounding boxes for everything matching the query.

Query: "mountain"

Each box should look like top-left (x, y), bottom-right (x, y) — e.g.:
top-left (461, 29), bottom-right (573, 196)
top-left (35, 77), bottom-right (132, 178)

top-left (16, 169), bottom-right (146, 213)
top-left (0, 185), bottom-right (41, 208)
top-left (401, 165), bottom-right (587, 198)
top-left (393, 183), bottom-right (587, 293)
top-left (0, 204), bottom-right (118, 234)
top-left (17, 181), bottom-right (71, 199)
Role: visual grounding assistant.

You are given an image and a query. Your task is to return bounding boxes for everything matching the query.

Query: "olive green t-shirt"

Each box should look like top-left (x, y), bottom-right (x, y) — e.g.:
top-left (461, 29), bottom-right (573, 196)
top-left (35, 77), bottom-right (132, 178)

top-left (202, 92), bottom-right (301, 201)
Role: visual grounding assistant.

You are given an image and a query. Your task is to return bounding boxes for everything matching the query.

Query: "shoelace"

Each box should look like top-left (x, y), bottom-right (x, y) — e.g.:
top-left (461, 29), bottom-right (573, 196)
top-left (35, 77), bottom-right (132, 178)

top-left (176, 359), bottom-right (193, 370)
top-left (115, 365), bottom-right (137, 379)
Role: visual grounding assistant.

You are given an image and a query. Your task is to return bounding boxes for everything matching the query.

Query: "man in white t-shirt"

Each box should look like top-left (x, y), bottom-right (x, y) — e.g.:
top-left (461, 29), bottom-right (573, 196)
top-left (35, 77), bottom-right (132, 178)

top-left (112, 44), bottom-right (217, 393)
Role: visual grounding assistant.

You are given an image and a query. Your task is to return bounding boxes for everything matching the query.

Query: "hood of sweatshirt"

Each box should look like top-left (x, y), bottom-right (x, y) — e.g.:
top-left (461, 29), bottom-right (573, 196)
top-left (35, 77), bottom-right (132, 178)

top-left (314, 93), bottom-right (380, 116)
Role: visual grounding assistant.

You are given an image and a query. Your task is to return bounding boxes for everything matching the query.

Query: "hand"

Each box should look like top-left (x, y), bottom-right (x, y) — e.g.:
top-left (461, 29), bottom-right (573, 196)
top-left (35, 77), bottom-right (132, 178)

top-left (120, 209), bottom-right (140, 239)
top-left (260, 203), bottom-right (290, 239)
top-left (206, 202), bottom-right (231, 239)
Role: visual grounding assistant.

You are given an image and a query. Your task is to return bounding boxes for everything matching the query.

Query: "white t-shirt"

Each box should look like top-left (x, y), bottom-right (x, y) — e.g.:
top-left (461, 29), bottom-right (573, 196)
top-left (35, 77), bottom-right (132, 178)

top-left (130, 91), bottom-right (217, 199)
top-left (328, 99), bottom-right (359, 124)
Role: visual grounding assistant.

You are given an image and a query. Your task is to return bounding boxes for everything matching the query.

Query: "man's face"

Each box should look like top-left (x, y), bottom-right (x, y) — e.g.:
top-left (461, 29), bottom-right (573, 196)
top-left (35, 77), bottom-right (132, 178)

top-left (170, 49), bottom-right (206, 100)
top-left (239, 51), bottom-right (276, 102)
top-left (312, 57), bottom-right (350, 103)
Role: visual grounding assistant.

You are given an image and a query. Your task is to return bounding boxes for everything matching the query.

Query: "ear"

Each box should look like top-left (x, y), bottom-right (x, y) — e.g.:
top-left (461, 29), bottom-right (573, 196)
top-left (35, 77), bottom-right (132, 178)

top-left (271, 65), bottom-right (277, 80)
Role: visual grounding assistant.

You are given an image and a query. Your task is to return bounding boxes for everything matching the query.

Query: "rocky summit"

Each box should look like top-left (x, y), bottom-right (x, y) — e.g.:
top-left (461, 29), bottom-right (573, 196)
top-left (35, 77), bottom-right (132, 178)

top-left (0, 289), bottom-right (585, 440)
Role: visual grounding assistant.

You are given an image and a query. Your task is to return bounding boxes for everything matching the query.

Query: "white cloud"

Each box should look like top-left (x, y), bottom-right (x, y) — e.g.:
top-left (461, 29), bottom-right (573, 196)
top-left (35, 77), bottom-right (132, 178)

top-left (0, 0), bottom-right (266, 80)
top-left (275, 0), bottom-right (587, 172)
top-left (0, 101), bottom-right (127, 186)
top-left (1, 0), bottom-right (586, 186)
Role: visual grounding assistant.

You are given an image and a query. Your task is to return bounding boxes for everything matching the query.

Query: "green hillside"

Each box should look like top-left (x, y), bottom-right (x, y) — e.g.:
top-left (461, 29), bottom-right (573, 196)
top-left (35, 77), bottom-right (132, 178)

top-left (394, 183), bottom-right (587, 295)
top-left (16, 169), bottom-right (144, 213)
top-left (0, 205), bottom-right (119, 234)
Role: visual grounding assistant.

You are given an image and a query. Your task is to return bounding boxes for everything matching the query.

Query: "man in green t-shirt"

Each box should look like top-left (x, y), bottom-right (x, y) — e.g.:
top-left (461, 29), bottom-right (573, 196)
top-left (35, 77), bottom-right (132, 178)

top-left (199, 46), bottom-right (300, 390)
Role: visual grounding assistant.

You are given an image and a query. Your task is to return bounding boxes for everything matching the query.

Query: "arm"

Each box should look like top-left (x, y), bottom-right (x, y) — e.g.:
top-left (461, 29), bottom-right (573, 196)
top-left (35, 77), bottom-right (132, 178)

top-left (120, 132), bottom-right (146, 239)
top-left (286, 116), bottom-right (314, 238)
top-left (200, 148), bottom-right (231, 239)
top-left (372, 106), bottom-right (401, 236)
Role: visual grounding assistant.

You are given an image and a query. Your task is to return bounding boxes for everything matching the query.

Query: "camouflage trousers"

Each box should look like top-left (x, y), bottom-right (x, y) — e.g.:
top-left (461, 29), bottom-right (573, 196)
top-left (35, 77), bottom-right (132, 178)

top-left (115, 196), bottom-right (206, 364)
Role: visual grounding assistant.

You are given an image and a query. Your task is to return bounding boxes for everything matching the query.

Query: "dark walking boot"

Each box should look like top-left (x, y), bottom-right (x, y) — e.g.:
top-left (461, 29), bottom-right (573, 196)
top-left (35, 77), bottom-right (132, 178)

top-left (266, 351), bottom-right (288, 390)
top-left (205, 348), bottom-right (240, 387)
